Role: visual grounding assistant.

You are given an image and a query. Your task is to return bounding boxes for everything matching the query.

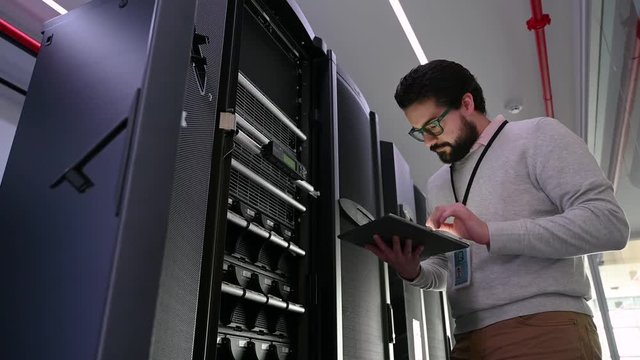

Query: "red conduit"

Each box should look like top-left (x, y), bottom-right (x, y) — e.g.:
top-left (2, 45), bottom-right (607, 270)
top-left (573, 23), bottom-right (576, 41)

top-left (527, 0), bottom-right (555, 118)
top-left (611, 19), bottom-right (640, 191)
top-left (0, 18), bottom-right (41, 55)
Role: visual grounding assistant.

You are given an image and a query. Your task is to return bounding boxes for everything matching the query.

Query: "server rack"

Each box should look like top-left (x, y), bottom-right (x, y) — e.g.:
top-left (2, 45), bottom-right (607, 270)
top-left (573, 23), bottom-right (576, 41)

top-left (380, 141), bottom-right (428, 360)
top-left (333, 67), bottom-right (391, 360)
top-left (379, 144), bottom-right (451, 359)
top-left (209, 0), bottom-right (328, 358)
top-left (0, 0), bottom-right (332, 359)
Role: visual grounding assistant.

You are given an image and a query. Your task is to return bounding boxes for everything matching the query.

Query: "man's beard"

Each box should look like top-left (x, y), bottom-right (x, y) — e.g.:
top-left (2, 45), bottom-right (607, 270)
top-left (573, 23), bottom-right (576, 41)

top-left (430, 117), bottom-right (479, 164)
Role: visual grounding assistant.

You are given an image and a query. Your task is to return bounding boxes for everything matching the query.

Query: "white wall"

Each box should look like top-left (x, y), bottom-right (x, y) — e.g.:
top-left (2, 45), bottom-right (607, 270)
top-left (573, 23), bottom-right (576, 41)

top-left (0, 38), bottom-right (35, 184)
top-left (0, 87), bottom-right (24, 184)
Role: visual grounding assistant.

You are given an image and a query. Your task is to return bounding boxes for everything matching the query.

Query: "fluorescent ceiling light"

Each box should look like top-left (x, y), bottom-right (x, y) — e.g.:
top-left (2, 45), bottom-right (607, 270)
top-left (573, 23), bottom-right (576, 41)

top-left (42, 0), bottom-right (68, 15)
top-left (388, 0), bottom-right (428, 64)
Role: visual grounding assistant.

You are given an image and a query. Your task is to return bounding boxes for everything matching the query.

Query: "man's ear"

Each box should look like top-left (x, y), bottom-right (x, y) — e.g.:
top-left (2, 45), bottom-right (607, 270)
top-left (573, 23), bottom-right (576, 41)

top-left (461, 93), bottom-right (475, 116)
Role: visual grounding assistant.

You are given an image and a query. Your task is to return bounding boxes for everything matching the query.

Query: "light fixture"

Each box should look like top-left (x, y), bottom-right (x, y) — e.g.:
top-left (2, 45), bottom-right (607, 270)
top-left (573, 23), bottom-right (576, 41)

top-left (388, 0), bottom-right (428, 64)
top-left (42, 0), bottom-right (68, 15)
top-left (505, 100), bottom-right (523, 114)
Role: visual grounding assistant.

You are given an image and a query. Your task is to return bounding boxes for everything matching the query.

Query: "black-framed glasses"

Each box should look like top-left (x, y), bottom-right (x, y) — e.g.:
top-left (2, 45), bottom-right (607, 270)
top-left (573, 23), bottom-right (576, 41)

top-left (408, 107), bottom-right (451, 141)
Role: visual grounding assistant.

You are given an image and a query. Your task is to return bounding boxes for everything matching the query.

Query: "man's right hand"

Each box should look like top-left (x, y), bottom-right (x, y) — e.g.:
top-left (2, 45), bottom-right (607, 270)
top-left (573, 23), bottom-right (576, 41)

top-left (365, 235), bottom-right (424, 281)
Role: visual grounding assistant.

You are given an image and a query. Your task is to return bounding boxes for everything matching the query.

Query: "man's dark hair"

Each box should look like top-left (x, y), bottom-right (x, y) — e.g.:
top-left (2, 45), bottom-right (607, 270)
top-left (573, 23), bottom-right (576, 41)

top-left (394, 59), bottom-right (486, 114)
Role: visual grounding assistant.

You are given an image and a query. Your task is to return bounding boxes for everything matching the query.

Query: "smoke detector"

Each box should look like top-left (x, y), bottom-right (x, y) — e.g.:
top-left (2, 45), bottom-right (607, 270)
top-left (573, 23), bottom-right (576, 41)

top-left (505, 100), bottom-right (523, 114)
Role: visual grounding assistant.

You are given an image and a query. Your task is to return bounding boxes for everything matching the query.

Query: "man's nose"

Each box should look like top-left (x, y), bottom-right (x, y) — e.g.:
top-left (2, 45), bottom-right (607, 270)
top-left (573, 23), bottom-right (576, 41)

top-left (423, 133), bottom-right (436, 148)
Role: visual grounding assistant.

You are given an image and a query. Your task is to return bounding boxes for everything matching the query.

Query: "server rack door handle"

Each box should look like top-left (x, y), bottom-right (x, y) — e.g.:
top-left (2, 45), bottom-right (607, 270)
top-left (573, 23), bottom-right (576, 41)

top-left (190, 28), bottom-right (210, 95)
top-left (48, 89), bottom-right (140, 215)
top-left (386, 303), bottom-right (396, 344)
top-left (48, 119), bottom-right (127, 193)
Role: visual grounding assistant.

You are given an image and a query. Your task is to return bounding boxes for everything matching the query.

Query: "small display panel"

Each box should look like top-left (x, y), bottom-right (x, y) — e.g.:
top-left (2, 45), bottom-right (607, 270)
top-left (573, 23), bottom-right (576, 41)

top-left (282, 154), bottom-right (297, 171)
top-left (261, 140), bottom-right (306, 180)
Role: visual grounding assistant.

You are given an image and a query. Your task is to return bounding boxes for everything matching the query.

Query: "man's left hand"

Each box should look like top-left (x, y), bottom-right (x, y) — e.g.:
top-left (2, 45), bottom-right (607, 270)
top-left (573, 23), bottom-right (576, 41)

top-left (427, 203), bottom-right (490, 246)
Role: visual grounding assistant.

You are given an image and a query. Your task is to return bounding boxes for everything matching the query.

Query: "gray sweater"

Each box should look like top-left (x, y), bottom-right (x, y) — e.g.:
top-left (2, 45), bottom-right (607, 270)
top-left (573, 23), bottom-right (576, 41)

top-left (410, 117), bottom-right (629, 334)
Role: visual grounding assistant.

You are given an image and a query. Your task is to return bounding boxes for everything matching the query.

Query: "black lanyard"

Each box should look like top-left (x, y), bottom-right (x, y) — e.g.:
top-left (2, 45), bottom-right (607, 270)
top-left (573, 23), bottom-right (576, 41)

top-left (450, 120), bottom-right (508, 205)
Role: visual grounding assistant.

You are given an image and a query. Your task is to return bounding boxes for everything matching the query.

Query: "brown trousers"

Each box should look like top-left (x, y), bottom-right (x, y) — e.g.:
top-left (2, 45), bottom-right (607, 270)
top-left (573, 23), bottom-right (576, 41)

top-left (451, 311), bottom-right (602, 360)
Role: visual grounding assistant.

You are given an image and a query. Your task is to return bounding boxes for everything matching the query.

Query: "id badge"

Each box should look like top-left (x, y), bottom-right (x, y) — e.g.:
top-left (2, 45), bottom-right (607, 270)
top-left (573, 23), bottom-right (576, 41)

top-left (452, 248), bottom-right (471, 289)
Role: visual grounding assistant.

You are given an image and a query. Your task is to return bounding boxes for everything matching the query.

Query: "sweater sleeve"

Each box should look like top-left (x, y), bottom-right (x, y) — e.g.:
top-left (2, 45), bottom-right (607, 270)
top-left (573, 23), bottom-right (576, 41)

top-left (408, 254), bottom-right (448, 290)
top-left (407, 190), bottom-right (448, 290)
top-left (488, 118), bottom-right (629, 258)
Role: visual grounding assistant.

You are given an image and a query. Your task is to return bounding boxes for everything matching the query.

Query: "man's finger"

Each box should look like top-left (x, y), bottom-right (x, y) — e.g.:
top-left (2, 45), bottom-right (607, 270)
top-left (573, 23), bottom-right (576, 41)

top-left (365, 244), bottom-right (387, 262)
top-left (373, 235), bottom-right (392, 257)
top-left (373, 235), bottom-right (395, 260)
top-left (426, 216), bottom-right (435, 229)
top-left (413, 246), bottom-right (424, 262)
top-left (427, 209), bottom-right (441, 228)
top-left (392, 236), bottom-right (402, 258)
top-left (403, 238), bottom-right (413, 257)
top-left (438, 206), bottom-right (467, 227)
top-left (429, 204), bottom-right (453, 228)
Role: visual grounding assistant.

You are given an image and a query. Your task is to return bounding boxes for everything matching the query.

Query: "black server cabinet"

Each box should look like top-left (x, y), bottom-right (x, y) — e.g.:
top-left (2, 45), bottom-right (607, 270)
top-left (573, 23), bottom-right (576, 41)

top-left (210, 1), bottom-right (329, 359)
top-left (380, 141), bottom-right (428, 360)
top-left (0, 0), bottom-right (229, 359)
top-left (311, 52), bottom-right (393, 360)
top-left (414, 185), bottom-right (450, 359)
top-left (335, 67), bottom-right (391, 360)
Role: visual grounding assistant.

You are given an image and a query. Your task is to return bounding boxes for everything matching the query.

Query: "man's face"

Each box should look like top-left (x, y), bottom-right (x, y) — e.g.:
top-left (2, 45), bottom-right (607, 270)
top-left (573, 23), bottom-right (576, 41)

top-left (404, 99), bottom-right (479, 164)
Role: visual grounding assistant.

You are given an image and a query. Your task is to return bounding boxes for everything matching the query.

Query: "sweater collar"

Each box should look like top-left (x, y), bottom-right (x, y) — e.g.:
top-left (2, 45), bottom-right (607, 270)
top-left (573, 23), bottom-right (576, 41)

top-left (470, 114), bottom-right (507, 152)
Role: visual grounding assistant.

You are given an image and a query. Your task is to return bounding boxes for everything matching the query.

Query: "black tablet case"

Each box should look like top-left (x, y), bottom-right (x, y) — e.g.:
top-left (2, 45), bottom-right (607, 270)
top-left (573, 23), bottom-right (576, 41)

top-left (338, 214), bottom-right (469, 260)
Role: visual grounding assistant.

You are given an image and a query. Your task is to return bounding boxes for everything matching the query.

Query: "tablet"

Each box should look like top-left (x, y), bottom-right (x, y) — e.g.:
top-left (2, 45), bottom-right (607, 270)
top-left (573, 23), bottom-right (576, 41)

top-left (338, 213), bottom-right (469, 260)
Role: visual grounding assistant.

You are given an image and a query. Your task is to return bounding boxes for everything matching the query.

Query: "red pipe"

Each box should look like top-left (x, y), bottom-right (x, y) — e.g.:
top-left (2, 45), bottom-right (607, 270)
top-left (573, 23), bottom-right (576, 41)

top-left (527, 0), bottom-right (555, 118)
top-left (611, 19), bottom-right (640, 191)
top-left (0, 18), bottom-right (41, 55)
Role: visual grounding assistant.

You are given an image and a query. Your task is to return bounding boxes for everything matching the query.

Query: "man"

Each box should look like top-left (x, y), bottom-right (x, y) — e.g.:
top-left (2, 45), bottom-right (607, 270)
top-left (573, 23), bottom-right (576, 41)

top-left (366, 60), bottom-right (629, 359)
